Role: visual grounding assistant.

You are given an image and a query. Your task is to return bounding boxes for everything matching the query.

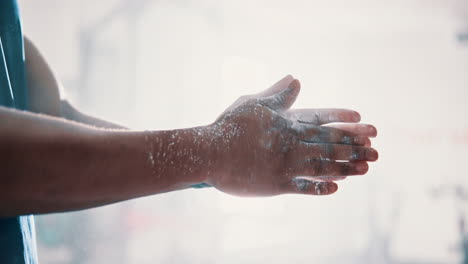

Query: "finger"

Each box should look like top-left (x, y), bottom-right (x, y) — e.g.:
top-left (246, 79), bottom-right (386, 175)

top-left (292, 123), bottom-right (369, 145)
top-left (285, 179), bottom-right (338, 195)
top-left (291, 143), bottom-right (379, 161)
top-left (324, 123), bottom-right (377, 138)
top-left (288, 160), bottom-right (369, 177)
top-left (300, 176), bottom-right (348, 182)
top-left (257, 75), bottom-right (294, 97)
top-left (286, 108), bottom-right (361, 125)
top-left (363, 137), bottom-right (372, 147)
top-left (262, 79), bottom-right (301, 111)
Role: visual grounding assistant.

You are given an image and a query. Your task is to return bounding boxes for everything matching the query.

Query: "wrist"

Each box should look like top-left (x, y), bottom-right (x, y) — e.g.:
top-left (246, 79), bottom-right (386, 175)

top-left (202, 121), bottom-right (235, 186)
top-left (193, 124), bottom-right (221, 184)
top-left (147, 125), bottom-right (221, 186)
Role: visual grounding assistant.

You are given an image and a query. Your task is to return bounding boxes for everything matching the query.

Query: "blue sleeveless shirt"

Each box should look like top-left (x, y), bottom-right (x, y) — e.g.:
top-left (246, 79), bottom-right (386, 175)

top-left (0, 0), bottom-right (39, 263)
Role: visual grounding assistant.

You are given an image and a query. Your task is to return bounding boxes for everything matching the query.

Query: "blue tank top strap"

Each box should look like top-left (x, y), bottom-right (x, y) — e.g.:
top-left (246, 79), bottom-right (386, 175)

top-left (0, 36), bottom-right (15, 107)
top-left (0, 0), bottom-right (28, 110)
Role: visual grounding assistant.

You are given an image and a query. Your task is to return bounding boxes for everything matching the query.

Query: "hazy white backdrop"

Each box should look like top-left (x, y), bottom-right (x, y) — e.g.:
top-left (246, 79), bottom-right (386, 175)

top-left (18, 0), bottom-right (468, 263)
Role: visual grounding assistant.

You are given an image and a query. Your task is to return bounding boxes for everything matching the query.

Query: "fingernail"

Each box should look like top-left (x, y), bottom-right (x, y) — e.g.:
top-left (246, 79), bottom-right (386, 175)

top-left (367, 149), bottom-right (379, 161)
top-left (356, 162), bottom-right (369, 173)
top-left (288, 79), bottom-right (300, 90)
top-left (327, 183), bottom-right (338, 194)
top-left (353, 111), bottom-right (361, 122)
top-left (369, 126), bottom-right (378, 137)
top-left (364, 138), bottom-right (372, 147)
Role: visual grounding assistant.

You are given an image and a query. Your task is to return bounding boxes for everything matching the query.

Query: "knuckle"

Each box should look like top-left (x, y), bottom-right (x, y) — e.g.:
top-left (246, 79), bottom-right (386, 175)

top-left (281, 147), bottom-right (294, 162)
top-left (292, 178), bottom-right (311, 192)
top-left (317, 126), bottom-right (330, 141)
top-left (314, 112), bottom-right (321, 124)
top-left (340, 163), bottom-right (351, 175)
top-left (314, 160), bottom-right (326, 175)
top-left (324, 144), bottom-right (335, 158)
top-left (350, 146), bottom-right (360, 160)
top-left (318, 182), bottom-right (329, 195)
top-left (245, 97), bottom-right (261, 106)
top-left (234, 95), bottom-right (250, 106)
top-left (283, 165), bottom-right (295, 177)
top-left (341, 134), bottom-right (354, 145)
top-left (238, 95), bottom-right (251, 101)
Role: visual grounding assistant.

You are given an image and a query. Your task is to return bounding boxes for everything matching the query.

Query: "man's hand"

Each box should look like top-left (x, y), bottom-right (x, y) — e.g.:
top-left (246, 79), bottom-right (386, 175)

top-left (205, 75), bottom-right (378, 196)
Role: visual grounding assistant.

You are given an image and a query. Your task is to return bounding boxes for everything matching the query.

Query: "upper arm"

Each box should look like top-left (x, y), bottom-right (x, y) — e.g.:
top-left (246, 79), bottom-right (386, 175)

top-left (24, 36), bottom-right (62, 117)
top-left (23, 37), bottom-right (125, 129)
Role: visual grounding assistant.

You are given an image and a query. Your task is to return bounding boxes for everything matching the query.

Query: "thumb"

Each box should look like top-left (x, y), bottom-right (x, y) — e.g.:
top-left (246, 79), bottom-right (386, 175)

top-left (262, 79), bottom-right (301, 111)
top-left (258, 75), bottom-right (294, 97)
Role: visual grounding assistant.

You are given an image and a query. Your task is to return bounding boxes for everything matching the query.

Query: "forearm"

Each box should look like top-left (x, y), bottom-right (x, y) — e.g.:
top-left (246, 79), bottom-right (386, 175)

top-left (0, 107), bottom-right (215, 216)
top-left (60, 100), bottom-right (211, 191)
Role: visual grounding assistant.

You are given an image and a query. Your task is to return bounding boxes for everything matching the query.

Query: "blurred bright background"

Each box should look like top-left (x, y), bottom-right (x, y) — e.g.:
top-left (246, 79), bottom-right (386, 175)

top-left (17, 0), bottom-right (468, 263)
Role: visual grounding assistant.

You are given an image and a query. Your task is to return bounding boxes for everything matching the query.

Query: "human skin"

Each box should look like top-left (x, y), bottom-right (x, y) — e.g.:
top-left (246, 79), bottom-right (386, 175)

top-left (0, 39), bottom-right (378, 217)
top-left (205, 77), bottom-right (377, 196)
